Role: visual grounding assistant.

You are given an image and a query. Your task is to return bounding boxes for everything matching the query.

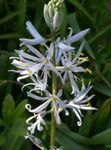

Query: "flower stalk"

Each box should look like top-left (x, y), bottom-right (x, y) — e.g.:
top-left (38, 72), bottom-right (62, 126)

top-left (9, 0), bottom-right (97, 149)
top-left (50, 31), bottom-right (57, 148)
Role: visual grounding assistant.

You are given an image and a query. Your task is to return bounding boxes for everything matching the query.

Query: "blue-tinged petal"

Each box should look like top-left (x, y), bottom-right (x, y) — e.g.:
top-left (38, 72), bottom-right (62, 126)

top-left (77, 94), bottom-right (95, 104)
top-left (19, 21), bottom-right (45, 45)
top-left (48, 62), bottom-right (64, 83)
top-left (25, 44), bottom-right (44, 58)
top-left (20, 39), bottom-right (45, 46)
top-left (15, 50), bottom-right (38, 61)
top-left (57, 89), bottom-right (62, 97)
top-left (66, 29), bottom-right (90, 44)
top-left (73, 85), bottom-right (93, 102)
top-left (68, 72), bottom-right (79, 94)
top-left (58, 42), bottom-right (74, 51)
top-left (26, 21), bottom-right (45, 40)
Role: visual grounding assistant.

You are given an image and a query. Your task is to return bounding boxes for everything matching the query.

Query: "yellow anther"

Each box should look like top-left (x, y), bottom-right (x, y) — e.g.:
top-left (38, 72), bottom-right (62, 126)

top-left (78, 56), bottom-right (89, 62)
top-left (85, 68), bottom-right (92, 74)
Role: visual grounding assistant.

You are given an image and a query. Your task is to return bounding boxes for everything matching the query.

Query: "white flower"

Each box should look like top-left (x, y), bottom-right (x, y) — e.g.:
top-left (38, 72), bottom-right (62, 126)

top-left (59, 82), bottom-right (97, 126)
top-left (55, 28), bottom-right (90, 63)
top-left (26, 90), bottom-right (63, 125)
top-left (10, 44), bottom-right (63, 83)
top-left (56, 42), bottom-right (86, 94)
top-left (22, 74), bottom-right (47, 93)
top-left (19, 21), bottom-right (46, 45)
top-left (25, 110), bottom-right (46, 133)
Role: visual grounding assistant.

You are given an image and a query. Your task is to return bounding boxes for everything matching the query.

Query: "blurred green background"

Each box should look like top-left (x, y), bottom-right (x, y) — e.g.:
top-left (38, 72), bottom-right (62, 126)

top-left (0, 0), bottom-right (111, 150)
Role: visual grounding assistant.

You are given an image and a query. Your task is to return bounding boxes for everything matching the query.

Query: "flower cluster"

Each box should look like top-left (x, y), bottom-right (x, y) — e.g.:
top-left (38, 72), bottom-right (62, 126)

top-left (10, 0), bottom-right (96, 148)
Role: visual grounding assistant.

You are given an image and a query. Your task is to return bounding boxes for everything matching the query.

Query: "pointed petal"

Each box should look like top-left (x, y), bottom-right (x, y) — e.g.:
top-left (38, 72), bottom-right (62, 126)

top-left (68, 72), bottom-right (79, 94)
top-left (26, 21), bottom-right (45, 43)
top-left (25, 44), bottom-right (44, 58)
top-left (66, 29), bottom-right (90, 44)
top-left (72, 41), bottom-right (85, 63)
top-left (58, 42), bottom-right (74, 51)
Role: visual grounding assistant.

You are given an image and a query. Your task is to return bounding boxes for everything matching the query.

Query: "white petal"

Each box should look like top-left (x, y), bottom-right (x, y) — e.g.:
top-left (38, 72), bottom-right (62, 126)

top-left (72, 108), bottom-right (82, 126)
top-left (27, 92), bottom-right (47, 101)
top-left (25, 44), bottom-right (43, 58)
top-left (53, 101), bottom-right (61, 124)
top-left (29, 99), bottom-right (50, 113)
top-left (58, 42), bottom-right (74, 51)
top-left (17, 74), bottom-right (31, 82)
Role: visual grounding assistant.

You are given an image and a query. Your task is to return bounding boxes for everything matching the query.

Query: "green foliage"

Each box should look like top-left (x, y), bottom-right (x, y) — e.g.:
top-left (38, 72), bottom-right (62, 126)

top-left (0, 94), bottom-right (30, 150)
top-left (0, 0), bottom-right (111, 149)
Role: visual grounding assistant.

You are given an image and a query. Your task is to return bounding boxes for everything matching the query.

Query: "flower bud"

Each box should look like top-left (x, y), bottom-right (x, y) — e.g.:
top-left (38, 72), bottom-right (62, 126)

top-left (43, 0), bottom-right (64, 32)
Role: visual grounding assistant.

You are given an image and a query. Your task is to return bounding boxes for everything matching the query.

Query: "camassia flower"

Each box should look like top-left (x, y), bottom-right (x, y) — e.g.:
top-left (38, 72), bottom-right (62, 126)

top-left (25, 83), bottom-right (96, 135)
top-left (56, 42), bottom-right (88, 95)
top-left (22, 74), bottom-right (47, 93)
top-left (55, 28), bottom-right (90, 63)
top-left (26, 110), bottom-right (46, 133)
top-left (58, 82), bottom-right (97, 126)
top-left (10, 44), bottom-right (62, 82)
top-left (26, 89), bottom-right (63, 132)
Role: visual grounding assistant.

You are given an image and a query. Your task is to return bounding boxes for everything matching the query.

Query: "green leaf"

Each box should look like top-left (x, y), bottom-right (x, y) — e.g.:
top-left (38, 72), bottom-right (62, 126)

top-left (58, 124), bottom-right (89, 145)
top-left (0, 12), bottom-right (19, 26)
top-left (60, 3), bottom-right (67, 37)
top-left (56, 130), bottom-right (90, 150)
top-left (0, 134), bottom-right (6, 146)
top-left (10, 118), bottom-right (27, 137)
top-left (0, 55), bottom-right (9, 79)
top-left (90, 129), bottom-right (111, 145)
top-left (0, 33), bottom-right (21, 39)
top-left (68, 13), bottom-right (95, 59)
top-left (92, 99), bottom-right (111, 134)
top-left (89, 25), bottom-right (111, 44)
top-left (56, 124), bottom-right (90, 150)
top-left (68, 0), bottom-right (94, 23)
top-left (13, 99), bottom-right (28, 121)
top-left (0, 118), bottom-right (4, 126)
top-left (79, 111), bottom-right (93, 137)
top-left (2, 136), bottom-right (24, 150)
top-left (2, 94), bottom-right (15, 123)
top-left (94, 83), bottom-right (111, 97)
top-left (18, 0), bottom-right (27, 30)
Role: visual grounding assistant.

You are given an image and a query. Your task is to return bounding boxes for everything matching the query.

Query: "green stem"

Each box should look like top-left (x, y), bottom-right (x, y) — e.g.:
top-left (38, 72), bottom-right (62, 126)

top-left (50, 72), bottom-right (57, 148)
top-left (50, 31), bottom-right (57, 149)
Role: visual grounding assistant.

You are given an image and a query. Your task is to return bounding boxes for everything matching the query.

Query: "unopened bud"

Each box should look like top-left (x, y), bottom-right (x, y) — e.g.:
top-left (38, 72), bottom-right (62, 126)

top-left (43, 0), bottom-right (64, 32)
